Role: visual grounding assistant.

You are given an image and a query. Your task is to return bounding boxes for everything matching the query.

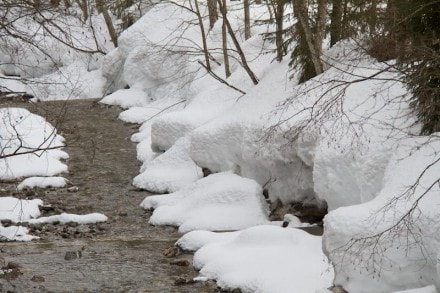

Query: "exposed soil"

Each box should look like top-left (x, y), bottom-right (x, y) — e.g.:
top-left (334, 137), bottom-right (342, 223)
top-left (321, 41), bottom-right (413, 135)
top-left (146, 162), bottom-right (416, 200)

top-left (0, 99), bottom-right (219, 293)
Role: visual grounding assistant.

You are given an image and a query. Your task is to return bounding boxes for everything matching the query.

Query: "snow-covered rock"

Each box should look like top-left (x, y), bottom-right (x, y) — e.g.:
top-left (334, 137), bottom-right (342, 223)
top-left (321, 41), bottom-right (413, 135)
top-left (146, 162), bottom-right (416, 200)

top-left (185, 225), bottom-right (334, 293)
top-left (133, 136), bottom-right (202, 193)
top-left (140, 172), bottom-right (269, 233)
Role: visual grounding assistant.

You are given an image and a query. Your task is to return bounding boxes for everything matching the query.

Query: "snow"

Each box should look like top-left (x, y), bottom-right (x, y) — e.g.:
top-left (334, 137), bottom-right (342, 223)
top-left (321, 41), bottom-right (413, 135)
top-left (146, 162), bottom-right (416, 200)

top-left (0, 108), bottom-right (68, 180)
top-left (133, 136), bottom-right (202, 193)
top-left (0, 197), bottom-right (42, 241)
top-left (323, 137), bottom-right (440, 292)
top-left (0, 197), bottom-right (42, 222)
top-left (28, 213), bottom-right (108, 225)
top-left (17, 176), bottom-right (68, 190)
top-left (180, 225), bottom-right (333, 293)
top-left (393, 286), bottom-right (438, 293)
top-left (140, 172), bottom-right (269, 233)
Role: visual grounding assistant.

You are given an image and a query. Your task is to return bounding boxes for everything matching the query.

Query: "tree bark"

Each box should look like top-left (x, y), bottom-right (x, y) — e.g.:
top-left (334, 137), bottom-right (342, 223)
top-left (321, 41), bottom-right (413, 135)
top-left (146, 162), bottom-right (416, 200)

top-left (218, 0), bottom-right (259, 84)
top-left (330, 0), bottom-right (343, 46)
top-left (275, 0), bottom-right (284, 61)
top-left (207, 0), bottom-right (218, 29)
top-left (220, 0), bottom-right (231, 78)
top-left (193, 0), bottom-right (211, 70)
top-left (244, 0), bottom-right (251, 40)
top-left (292, 0), bottom-right (324, 75)
top-left (96, 0), bottom-right (118, 47)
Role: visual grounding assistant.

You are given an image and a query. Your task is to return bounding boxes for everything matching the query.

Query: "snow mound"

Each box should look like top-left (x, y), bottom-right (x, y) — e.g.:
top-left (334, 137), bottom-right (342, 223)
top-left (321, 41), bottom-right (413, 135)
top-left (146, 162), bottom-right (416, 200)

top-left (133, 136), bottom-right (202, 193)
top-left (323, 137), bottom-right (440, 292)
top-left (100, 88), bottom-right (150, 109)
top-left (140, 172), bottom-right (269, 233)
top-left (0, 226), bottom-right (38, 242)
top-left (187, 225), bottom-right (333, 293)
top-left (0, 108), bottom-right (68, 180)
top-left (17, 176), bottom-right (68, 190)
top-left (28, 213), bottom-right (108, 225)
top-left (0, 197), bottom-right (42, 222)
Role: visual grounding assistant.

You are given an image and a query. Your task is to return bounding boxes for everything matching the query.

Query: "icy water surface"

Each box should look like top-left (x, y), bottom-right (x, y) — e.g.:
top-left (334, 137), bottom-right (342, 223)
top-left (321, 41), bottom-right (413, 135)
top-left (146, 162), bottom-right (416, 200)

top-left (0, 99), bottom-right (218, 293)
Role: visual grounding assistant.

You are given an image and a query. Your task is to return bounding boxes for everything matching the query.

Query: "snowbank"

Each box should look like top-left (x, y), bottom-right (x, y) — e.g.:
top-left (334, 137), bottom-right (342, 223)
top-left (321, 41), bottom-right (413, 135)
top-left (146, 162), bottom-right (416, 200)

top-left (140, 172), bottom-right (269, 233)
top-left (133, 136), bottom-right (202, 193)
top-left (179, 225), bottom-right (333, 293)
top-left (17, 177), bottom-right (68, 190)
top-left (323, 137), bottom-right (440, 292)
top-left (28, 213), bottom-right (108, 225)
top-left (0, 108), bottom-right (68, 180)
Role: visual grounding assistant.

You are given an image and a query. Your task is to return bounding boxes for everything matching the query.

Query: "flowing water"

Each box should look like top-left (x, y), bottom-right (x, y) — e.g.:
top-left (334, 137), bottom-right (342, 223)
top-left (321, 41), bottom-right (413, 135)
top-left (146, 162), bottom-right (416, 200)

top-left (0, 99), bottom-right (219, 293)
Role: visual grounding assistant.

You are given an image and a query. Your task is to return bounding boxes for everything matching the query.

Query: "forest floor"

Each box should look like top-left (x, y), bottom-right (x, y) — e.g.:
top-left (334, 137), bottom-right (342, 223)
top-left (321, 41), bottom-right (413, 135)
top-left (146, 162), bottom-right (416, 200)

top-left (0, 99), bottom-right (219, 293)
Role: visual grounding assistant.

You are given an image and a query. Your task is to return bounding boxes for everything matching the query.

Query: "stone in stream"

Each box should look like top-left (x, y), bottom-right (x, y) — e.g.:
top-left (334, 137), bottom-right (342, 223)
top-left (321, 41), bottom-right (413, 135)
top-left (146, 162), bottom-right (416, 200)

top-left (162, 246), bottom-right (180, 257)
top-left (64, 251), bottom-right (82, 261)
top-left (170, 259), bottom-right (190, 267)
top-left (31, 275), bottom-right (45, 282)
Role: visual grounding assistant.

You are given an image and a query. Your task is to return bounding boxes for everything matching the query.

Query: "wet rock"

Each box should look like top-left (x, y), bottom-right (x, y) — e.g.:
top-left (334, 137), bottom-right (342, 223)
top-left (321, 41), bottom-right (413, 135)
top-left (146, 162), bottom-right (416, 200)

top-left (170, 259), bottom-right (190, 267)
top-left (0, 219), bottom-right (13, 227)
top-left (328, 285), bottom-right (348, 293)
top-left (40, 205), bottom-right (55, 212)
top-left (163, 246), bottom-right (180, 258)
top-left (31, 275), bottom-right (45, 282)
top-left (67, 186), bottom-right (79, 192)
top-left (64, 251), bottom-right (82, 261)
top-left (174, 276), bottom-right (195, 286)
top-left (202, 167), bottom-right (212, 177)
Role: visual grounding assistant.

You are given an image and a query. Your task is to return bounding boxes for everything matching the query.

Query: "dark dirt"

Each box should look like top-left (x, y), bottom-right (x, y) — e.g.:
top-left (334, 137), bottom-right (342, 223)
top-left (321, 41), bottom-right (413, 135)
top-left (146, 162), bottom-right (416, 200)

top-left (0, 99), bottom-right (219, 293)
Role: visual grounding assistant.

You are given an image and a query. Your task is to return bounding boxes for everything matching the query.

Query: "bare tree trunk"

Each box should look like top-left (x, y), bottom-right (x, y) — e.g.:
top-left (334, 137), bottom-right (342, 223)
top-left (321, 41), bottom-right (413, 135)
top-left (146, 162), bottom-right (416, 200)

top-left (369, 0), bottom-right (377, 35)
top-left (218, 0), bottom-right (259, 84)
top-left (330, 0), bottom-right (343, 46)
top-left (275, 0), bottom-right (284, 62)
top-left (208, 0), bottom-right (218, 29)
top-left (220, 0), bottom-right (231, 78)
top-left (244, 0), bottom-right (251, 40)
top-left (292, 0), bottom-right (323, 75)
top-left (96, 0), bottom-right (118, 47)
top-left (75, 0), bottom-right (88, 23)
top-left (193, 0), bottom-right (211, 70)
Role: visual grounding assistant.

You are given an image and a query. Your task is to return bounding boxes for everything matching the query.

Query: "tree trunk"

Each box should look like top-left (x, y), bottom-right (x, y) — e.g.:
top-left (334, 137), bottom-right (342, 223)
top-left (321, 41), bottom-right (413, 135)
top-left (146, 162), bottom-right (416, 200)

top-left (369, 0), bottom-right (377, 34)
top-left (292, 0), bottom-right (323, 75)
top-left (208, 0), bottom-right (218, 29)
top-left (193, 0), bottom-right (211, 70)
top-left (75, 0), bottom-right (88, 23)
top-left (220, 0), bottom-right (231, 78)
top-left (275, 0), bottom-right (284, 61)
top-left (96, 0), bottom-right (118, 47)
top-left (330, 0), bottom-right (343, 46)
top-left (244, 0), bottom-right (251, 40)
top-left (218, 0), bottom-right (259, 84)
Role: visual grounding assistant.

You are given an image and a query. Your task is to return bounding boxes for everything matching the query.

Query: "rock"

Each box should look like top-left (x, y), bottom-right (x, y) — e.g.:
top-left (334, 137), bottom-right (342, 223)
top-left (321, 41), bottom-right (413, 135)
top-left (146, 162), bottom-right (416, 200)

top-left (31, 275), bottom-right (45, 282)
top-left (170, 259), bottom-right (190, 267)
top-left (202, 167), bottom-right (212, 177)
top-left (163, 246), bottom-right (180, 258)
top-left (174, 276), bottom-right (194, 286)
top-left (0, 219), bottom-right (13, 227)
top-left (64, 251), bottom-right (82, 261)
top-left (328, 285), bottom-right (348, 293)
top-left (0, 256), bottom-right (5, 267)
top-left (67, 186), bottom-right (79, 192)
top-left (40, 205), bottom-right (55, 212)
